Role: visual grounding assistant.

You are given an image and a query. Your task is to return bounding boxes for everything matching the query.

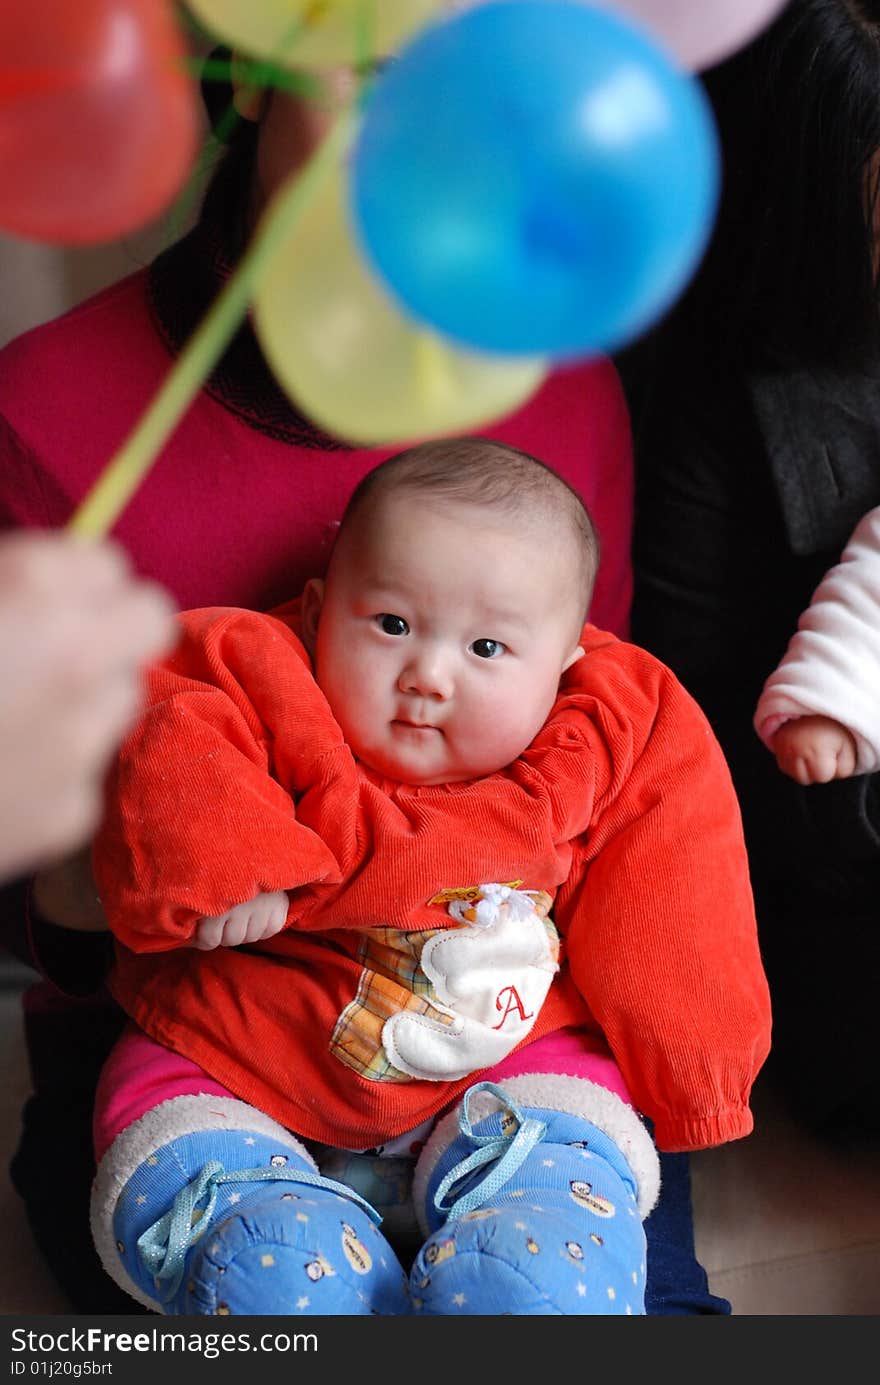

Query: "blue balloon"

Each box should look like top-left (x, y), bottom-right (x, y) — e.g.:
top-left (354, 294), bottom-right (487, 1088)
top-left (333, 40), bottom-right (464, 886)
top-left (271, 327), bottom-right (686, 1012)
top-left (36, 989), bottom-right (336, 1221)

top-left (351, 0), bottom-right (720, 359)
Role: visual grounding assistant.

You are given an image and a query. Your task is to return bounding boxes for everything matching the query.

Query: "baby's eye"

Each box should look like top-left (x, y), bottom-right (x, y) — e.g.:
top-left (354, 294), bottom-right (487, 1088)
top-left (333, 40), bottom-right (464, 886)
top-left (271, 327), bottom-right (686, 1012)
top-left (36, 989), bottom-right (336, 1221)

top-left (376, 613), bottom-right (410, 637)
top-left (470, 638), bottom-right (506, 660)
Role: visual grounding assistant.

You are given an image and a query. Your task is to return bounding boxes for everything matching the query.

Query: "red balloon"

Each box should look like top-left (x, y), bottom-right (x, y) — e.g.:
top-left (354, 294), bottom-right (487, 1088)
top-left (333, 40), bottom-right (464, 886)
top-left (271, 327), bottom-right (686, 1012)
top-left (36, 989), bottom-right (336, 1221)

top-left (0, 0), bottom-right (199, 244)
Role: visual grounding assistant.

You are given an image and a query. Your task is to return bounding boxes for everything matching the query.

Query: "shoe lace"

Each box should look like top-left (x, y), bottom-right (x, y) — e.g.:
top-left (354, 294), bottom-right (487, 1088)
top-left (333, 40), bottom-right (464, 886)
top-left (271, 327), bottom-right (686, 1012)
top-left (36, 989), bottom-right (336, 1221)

top-left (138, 1160), bottom-right (381, 1303)
top-left (433, 1081), bottom-right (547, 1223)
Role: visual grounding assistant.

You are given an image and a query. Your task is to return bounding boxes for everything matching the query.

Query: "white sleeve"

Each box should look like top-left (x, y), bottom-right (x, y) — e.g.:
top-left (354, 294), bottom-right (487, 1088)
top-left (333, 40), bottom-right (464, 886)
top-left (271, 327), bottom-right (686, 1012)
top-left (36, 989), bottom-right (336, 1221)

top-left (754, 504), bottom-right (880, 774)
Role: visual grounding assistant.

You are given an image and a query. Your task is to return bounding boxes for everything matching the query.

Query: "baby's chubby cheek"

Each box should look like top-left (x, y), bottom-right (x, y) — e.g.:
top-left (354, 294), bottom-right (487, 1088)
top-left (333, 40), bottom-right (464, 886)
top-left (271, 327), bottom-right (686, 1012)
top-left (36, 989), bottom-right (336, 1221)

top-left (464, 705), bottom-right (542, 766)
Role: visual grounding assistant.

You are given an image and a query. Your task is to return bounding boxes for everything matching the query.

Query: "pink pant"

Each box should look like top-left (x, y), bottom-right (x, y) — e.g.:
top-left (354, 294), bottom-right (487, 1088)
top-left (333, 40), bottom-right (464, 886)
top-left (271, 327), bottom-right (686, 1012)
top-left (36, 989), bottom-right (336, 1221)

top-left (94, 1022), bottom-right (633, 1162)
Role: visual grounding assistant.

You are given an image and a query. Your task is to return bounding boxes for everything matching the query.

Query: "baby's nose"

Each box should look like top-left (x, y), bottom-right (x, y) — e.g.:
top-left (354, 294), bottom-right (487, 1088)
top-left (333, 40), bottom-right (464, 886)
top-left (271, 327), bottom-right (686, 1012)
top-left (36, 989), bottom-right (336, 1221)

top-left (398, 648), bottom-right (454, 700)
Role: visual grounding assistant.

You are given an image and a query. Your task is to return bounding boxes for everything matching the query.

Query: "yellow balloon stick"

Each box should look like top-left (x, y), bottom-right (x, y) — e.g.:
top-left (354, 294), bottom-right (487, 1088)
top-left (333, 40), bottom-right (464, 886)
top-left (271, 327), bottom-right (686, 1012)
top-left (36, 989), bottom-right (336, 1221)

top-left (67, 104), bottom-right (357, 541)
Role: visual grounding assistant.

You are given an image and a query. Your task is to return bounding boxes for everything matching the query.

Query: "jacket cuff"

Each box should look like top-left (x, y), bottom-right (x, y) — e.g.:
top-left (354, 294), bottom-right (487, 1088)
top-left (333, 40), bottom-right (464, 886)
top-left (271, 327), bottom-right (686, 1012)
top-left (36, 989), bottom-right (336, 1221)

top-left (651, 1104), bottom-right (755, 1153)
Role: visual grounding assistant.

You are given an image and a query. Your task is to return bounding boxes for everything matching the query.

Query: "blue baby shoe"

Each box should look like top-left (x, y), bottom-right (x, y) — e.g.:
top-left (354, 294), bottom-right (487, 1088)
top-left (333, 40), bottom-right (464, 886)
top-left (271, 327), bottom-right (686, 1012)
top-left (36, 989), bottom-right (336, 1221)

top-left (93, 1098), bottom-right (409, 1316)
top-left (411, 1080), bottom-right (659, 1315)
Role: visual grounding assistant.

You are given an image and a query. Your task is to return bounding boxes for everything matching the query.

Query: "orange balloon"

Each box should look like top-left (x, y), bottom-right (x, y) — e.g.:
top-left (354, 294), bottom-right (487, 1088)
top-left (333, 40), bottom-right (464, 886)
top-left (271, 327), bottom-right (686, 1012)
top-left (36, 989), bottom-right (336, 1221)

top-left (0, 0), bottom-right (199, 244)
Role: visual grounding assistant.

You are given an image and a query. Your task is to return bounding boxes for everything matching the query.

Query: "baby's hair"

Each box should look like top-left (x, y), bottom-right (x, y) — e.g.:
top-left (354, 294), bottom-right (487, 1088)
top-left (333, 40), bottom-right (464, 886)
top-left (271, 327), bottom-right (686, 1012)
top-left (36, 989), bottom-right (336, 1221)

top-left (340, 437), bottom-right (600, 627)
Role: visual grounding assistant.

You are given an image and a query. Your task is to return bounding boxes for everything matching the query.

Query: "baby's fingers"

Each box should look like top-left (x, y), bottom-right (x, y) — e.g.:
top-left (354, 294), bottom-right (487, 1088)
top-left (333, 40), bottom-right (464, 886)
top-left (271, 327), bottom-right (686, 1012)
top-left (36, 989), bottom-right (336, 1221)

top-left (242, 893), bottom-right (289, 943)
top-left (194, 912), bottom-right (250, 949)
top-left (194, 915), bottom-right (225, 950)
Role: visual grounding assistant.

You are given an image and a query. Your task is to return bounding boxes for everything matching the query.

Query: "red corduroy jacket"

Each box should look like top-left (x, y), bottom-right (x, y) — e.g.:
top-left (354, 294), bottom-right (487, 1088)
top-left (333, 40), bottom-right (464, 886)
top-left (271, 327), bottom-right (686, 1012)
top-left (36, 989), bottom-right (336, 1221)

top-left (94, 604), bottom-right (771, 1153)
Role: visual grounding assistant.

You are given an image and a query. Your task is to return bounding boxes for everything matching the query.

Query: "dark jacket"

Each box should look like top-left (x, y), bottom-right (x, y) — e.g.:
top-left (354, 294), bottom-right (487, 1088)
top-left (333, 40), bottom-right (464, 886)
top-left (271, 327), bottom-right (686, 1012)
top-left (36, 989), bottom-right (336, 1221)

top-left (621, 336), bottom-right (880, 1133)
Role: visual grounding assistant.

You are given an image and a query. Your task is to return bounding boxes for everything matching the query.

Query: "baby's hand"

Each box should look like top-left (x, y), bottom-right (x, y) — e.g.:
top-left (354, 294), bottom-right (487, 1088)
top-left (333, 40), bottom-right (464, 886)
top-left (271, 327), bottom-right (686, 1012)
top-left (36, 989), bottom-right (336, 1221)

top-left (194, 890), bottom-right (289, 950)
top-left (771, 714), bottom-right (858, 785)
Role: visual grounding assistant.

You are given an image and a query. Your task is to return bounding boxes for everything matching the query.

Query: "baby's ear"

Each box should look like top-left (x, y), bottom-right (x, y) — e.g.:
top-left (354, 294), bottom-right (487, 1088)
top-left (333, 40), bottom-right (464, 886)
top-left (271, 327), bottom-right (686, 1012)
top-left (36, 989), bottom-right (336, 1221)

top-left (300, 578), bottom-right (325, 655)
top-left (562, 645), bottom-right (585, 672)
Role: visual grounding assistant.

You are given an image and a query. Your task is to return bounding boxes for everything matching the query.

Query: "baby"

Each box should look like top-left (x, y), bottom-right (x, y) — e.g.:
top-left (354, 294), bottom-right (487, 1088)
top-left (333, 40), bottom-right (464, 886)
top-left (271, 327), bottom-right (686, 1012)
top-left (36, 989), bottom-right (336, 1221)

top-left (90, 437), bottom-right (770, 1317)
top-left (755, 503), bottom-right (880, 783)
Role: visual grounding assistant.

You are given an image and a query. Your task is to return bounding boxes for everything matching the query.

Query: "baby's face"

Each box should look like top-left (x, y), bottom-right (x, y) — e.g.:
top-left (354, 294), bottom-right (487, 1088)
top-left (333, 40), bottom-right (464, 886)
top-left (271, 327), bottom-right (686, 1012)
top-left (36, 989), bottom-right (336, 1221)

top-left (307, 493), bottom-right (584, 785)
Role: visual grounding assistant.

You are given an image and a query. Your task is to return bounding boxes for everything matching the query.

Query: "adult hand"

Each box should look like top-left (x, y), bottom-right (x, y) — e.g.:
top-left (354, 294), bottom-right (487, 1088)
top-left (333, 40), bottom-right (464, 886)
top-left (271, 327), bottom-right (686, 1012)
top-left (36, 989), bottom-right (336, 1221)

top-left (0, 531), bottom-right (175, 883)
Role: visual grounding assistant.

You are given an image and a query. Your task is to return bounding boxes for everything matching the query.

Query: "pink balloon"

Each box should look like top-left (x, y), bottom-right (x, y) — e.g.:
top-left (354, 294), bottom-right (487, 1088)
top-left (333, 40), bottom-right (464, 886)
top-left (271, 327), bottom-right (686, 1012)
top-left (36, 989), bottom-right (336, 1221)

top-left (607, 0), bottom-right (790, 71)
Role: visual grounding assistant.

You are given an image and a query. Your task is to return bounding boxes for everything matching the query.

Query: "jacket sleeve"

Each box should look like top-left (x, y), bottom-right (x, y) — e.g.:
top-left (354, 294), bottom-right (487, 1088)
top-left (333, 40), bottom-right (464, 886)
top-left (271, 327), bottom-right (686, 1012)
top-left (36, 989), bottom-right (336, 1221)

top-left (552, 638), bottom-right (772, 1152)
top-left (92, 606), bottom-right (343, 953)
top-left (754, 504), bottom-right (880, 773)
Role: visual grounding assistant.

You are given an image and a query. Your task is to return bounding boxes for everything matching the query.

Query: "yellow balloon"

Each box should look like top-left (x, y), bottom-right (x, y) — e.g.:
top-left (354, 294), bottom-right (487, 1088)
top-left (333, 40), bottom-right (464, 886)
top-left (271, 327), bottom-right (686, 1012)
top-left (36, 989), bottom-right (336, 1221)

top-left (186, 0), bottom-right (443, 69)
top-left (252, 168), bottom-right (547, 447)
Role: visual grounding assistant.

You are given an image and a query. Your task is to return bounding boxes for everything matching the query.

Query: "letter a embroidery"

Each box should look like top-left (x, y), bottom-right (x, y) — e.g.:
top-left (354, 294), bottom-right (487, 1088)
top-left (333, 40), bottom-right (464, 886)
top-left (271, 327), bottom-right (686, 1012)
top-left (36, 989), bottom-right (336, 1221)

top-left (491, 985), bottom-right (534, 1029)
